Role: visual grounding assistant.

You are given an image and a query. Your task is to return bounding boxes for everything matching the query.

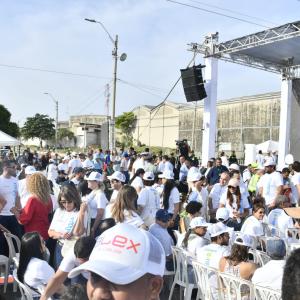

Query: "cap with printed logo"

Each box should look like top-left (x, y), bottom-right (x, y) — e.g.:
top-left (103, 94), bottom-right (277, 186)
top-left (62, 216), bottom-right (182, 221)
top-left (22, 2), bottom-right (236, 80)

top-left (85, 171), bottom-right (103, 182)
top-left (68, 223), bottom-right (166, 284)
top-left (190, 217), bottom-right (209, 229)
top-left (158, 170), bottom-right (174, 180)
top-left (143, 171), bottom-right (154, 181)
top-left (25, 166), bottom-right (37, 175)
top-left (107, 171), bottom-right (126, 183)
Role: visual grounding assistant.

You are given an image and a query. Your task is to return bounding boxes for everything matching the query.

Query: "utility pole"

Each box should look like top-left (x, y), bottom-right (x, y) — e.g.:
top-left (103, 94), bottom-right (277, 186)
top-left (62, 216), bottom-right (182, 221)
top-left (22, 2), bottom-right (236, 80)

top-left (44, 92), bottom-right (58, 148)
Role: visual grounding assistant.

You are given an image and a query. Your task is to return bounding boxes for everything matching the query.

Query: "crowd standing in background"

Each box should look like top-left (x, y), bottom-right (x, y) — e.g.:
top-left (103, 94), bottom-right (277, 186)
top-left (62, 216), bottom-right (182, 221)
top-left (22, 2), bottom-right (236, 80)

top-left (0, 146), bottom-right (300, 299)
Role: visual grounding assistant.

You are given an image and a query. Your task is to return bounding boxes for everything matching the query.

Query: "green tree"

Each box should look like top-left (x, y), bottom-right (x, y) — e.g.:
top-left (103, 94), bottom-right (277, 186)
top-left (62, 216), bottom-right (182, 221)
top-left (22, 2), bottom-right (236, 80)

top-left (0, 104), bottom-right (20, 137)
top-left (21, 114), bottom-right (55, 148)
top-left (115, 112), bottom-right (136, 146)
top-left (57, 128), bottom-right (75, 140)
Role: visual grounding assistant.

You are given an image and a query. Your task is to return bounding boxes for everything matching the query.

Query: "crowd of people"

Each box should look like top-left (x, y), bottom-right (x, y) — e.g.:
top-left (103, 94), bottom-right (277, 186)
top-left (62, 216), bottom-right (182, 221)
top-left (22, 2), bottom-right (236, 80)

top-left (0, 146), bottom-right (300, 300)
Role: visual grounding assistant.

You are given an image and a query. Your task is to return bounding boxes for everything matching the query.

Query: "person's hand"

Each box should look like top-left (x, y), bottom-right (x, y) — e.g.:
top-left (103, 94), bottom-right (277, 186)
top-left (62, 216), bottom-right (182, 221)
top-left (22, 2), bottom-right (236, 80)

top-left (10, 206), bottom-right (21, 216)
top-left (62, 232), bottom-right (72, 240)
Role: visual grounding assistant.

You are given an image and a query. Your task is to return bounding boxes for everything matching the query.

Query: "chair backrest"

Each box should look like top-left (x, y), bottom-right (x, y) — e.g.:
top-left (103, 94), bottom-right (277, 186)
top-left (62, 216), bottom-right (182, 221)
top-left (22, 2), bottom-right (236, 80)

top-left (254, 284), bottom-right (282, 300)
top-left (218, 271), bottom-right (254, 300)
top-left (192, 259), bottom-right (222, 300)
top-left (249, 249), bottom-right (271, 267)
top-left (285, 228), bottom-right (299, 243)
top-left (171, 246), bottom-right (190, 287)
top-left (3, 232), bottom-right (21, 260)
top-left (13, 274), bottom-right (34, 300)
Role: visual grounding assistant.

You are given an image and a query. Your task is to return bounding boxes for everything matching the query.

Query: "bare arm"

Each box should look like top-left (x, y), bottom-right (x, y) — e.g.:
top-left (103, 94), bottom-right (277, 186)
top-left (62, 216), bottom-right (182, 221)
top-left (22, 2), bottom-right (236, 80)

top-left (73, 202), bottom-right (87, 236)
top-left (91, 208), bottom-right (104, 236)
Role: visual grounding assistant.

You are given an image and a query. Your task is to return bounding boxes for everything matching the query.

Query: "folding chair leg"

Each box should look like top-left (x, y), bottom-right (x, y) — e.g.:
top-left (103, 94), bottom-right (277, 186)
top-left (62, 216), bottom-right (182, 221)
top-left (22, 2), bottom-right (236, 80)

top-left (184, 286), bottom-right (193, 300)
top-left (168, 281), bottom-right (176, 300)
top-left (3, 263), bottom-right (8, 293)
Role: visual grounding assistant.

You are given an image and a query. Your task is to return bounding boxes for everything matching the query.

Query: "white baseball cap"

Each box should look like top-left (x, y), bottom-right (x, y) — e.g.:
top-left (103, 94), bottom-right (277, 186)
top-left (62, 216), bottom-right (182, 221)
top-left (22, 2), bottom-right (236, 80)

top-left (229, 163), bottom-right (240, 171)
top-left (216, 207), bottom-right (230, 222)
top-left (85, 171), bottom-right (103, 182)
top-left (143, 171), bottom-right (154, 181)
top-left (264, 157), bottom-right (276, 167)
top-left (158, 170), bottom-right (174, 180)
top-left (25, 166), bottom-right (37, 175)
top-left (107, 171), bottom-right (126, 183)
top-left (190, 217), bottom-right (209, 229)
top-left (209, 222), bottom-right (230, 238)
top-left (227, 178), bottom-right (240, 188)
top-left (187, 172), bottom-right (202, 182)
top-left (234, 234), bottom-right (255, 248)
top-left (68, 223), bottom-right (166, 284)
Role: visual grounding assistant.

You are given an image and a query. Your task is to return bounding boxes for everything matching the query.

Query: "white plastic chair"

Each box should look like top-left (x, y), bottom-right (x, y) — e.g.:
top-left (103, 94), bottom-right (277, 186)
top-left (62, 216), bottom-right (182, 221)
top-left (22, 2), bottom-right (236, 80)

top-left (218, 271), bottom-right (254, 300)
top-left (248, 249), bottom-right (271, 267)
top-left (285, 228), bottom-right (299, 243)
top-left (192, 259), bottom-right (222, 300)
top-left (0, 255), bottom-right (9, 293)
top-left (254, 284), bottom-right (282, 300)
top-left (13, 273), bottom-right (34, 300)
top-left (168, 246), bottom-right (199, 300)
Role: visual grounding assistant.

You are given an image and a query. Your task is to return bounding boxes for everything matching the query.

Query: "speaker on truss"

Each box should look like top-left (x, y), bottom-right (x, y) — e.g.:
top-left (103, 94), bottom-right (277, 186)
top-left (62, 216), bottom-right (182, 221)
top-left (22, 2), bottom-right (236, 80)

top-left (180, 64), bottom-right (207, 102)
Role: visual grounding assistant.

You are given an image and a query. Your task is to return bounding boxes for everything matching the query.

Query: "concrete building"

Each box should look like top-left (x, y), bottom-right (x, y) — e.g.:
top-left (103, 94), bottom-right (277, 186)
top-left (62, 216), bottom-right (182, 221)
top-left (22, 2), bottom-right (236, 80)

top-left (131, 91), bottom-right (300, 159)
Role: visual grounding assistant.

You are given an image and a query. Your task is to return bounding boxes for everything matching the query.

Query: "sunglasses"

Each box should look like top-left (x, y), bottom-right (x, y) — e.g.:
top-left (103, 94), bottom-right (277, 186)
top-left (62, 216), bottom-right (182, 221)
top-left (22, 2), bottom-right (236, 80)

top-left (228, 185), bottom-right (237, 189)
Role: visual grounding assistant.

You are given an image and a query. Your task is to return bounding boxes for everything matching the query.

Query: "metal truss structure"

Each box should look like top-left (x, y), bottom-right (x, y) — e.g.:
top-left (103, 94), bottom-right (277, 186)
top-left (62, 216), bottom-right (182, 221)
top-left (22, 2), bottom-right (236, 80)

top-left (189, 21), bottom-right (300, 79)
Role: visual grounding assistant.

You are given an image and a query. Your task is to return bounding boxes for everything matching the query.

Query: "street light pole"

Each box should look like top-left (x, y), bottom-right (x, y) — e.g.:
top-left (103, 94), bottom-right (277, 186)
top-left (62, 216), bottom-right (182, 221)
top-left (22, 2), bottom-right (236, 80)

top-left (44, 92), bottom-right (58, 148)
top-left (85, 18), bottom-right (126, 150)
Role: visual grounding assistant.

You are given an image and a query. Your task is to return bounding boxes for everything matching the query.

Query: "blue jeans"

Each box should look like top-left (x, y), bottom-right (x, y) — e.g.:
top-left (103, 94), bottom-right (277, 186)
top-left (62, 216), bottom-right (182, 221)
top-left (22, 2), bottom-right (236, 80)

top-left (54, 242), bottom-right (63, 270)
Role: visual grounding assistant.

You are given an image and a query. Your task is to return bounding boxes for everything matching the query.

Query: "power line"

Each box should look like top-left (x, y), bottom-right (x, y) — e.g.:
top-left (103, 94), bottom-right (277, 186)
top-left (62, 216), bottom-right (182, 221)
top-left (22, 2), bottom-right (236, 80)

top-left (187, 0), bottom-right (279, 26)
top-left (166, 0), bottom-right (271, 29)
top-left (0, 63), bottom-right (111, 80)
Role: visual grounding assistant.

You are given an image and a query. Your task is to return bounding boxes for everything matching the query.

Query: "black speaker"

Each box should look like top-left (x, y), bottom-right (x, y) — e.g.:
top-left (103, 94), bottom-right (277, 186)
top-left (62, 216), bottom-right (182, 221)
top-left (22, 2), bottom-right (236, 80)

top-left (180, 65), bottom-right (207, 102)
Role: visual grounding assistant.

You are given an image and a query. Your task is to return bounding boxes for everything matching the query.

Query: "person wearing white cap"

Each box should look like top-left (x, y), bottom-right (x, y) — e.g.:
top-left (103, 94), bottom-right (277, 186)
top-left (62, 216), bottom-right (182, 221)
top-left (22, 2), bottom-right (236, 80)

top-left (137, 172), bottom-right (160, 227)
top-left (258, 157), bottom-right (283, 207)
top-left (82, 153), bottom-right (95, 170)
top-left (46, 159), bottom-right (58, 186)
top-left (187, 172), bottom-right (208, 221)
top-left (68, 223), bottom-right (165, 300)
top-left (159, 169), bottom-right (180, 243)
top-left (219, 178), bottom-right (250, 229)
top-left (67, 153), bottom-right (82, 176)
top-left (84, 172), bottom-right (108, 237)
top-left (18, 165), bottom-right (37, 208)
top-left (182, 217), bottom-right (210, 258)
top-left (58, 156), bottom-right (69, 173)
top-left (219, 234), bottom-right (257, 281)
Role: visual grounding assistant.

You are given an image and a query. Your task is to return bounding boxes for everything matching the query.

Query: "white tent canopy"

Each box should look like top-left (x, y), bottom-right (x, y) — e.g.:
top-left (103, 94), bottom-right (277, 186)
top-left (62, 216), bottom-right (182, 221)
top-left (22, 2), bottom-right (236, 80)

top-left (0, 130), bottom-right (20, 146)
top-left (256, 140), bottom-right (279, 153)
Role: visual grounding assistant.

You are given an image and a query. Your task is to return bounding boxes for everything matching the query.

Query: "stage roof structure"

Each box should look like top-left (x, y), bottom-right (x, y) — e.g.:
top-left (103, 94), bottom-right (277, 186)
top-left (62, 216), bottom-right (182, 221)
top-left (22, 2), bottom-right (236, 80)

top-left (189, 20), bottom-right (300, 79)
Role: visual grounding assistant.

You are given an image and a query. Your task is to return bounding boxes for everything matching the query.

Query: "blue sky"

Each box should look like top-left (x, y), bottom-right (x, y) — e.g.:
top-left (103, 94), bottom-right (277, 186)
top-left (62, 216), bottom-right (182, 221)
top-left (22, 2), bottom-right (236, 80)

top-left (0, 0), bottom-right (299, 125)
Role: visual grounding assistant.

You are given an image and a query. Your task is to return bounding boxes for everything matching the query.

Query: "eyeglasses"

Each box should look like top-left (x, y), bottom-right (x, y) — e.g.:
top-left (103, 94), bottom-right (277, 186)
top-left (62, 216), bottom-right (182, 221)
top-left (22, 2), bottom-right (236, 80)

top-left (228, 185), bottom-right (237, 189)
top-left (60, 200), bottom-right (73, 205)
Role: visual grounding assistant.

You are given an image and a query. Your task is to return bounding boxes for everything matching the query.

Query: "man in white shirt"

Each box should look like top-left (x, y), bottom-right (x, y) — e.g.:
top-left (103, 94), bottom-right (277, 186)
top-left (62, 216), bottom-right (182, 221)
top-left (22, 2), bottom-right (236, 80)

top-left (162, 155), bottom-right (174, 173)
top-left (252, 238), bottom-right (286, 291)
top-left (178, 156), bottom-right (189, 182)
top-left (120, 153), bottom-right (130, 183)
top-left (0, 161), bottom-right (22, 255)
top-left (291, 161), bottom-right (300, 206)
top-left (82, 153), bottom-right (94, 170)
top-left (260, 157), bottom-right (283, 208)
top-left (40, 236), bottom-right (96, 300)
top-left (208, 172), bottom-right (229, 221)
top-left (67, 153), bottom-right (82, 175)
top-left (58, 156), bottom-right (69, 173)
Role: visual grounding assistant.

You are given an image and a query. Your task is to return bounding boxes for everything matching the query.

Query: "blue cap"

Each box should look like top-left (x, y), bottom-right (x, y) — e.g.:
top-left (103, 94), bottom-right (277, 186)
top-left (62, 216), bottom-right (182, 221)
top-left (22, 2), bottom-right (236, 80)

top-left (122, 152), bottom-right (129, 158)
top-left (155, 209), bottom-right (170, 223)
top-left (73, 167), bottom-right (84, 174)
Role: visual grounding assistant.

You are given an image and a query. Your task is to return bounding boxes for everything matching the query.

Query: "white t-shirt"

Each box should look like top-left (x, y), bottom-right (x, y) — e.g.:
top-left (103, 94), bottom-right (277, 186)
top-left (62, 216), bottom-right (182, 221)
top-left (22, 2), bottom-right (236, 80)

top-left (209, 183), bottom-right (227, 209)
top-left (18, 178), bottom-right (30, 208)
top-left (0, 175), bottom-right (18, 216)
top-left (164, 161), bottom-right (174, 172)
top-left (137, 186), bottom-right (160, 223)
top-left (187, 234), bottom-right (210, 258)
top-left (24, 258), bottom-right (54, 294)
top-left (133, 158), bottom-right (145, 171)
top-left (82, 159), bottom-right (94, 169)
top-left (47, 164), bottom-right (58, 182)
top-left (291, 172), bottom-right (300, 203)
top-left (252, 260), bottom-right (285, 291)
top-left (267, 208), bottom-right (294, 238)
top-left (49, 208), bottom-right (87, 237)
top-left (131, 176), bottom-right (144, 191)
top-left (261, 172), bottom-right (283, 205)
top-left (188, 188), bottom-right (208, 220)
top-left (162, 186), bottom-right (180, 214)
top-left (149, 223), bottom-right (173, 256)
top-left (68, 159), bottom-right (82, 173)
top-left (122, 210), bottom-right (144, 227)
top-left (58, 163), bottom-right (68, 172)
top-left (219, 188), bottom-right (250, 218)
top-left (120, 158), bottom-right (129, 171)
top-left (196, 243), bottom-right (230, 269)
top-left (240, 215), bottom-right (264, 237)
top-left (85, 190), bottom-right (108, 219)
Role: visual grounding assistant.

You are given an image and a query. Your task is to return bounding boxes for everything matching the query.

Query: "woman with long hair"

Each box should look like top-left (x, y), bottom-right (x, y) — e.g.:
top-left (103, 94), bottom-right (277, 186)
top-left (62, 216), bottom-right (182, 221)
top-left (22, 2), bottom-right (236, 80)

top-left (129, 168), bottom-right (145, 194)
top-left (110, 185), bottom-right (144, 228)
top-left (84, 172), bottom-right (108, 237)
top-left (48, 183), bottom-right (87, 268)
top-left (12, 172), bottom-right (53, 241)
top-left (160, 170), bottom-right (181, 243)
top-left (219, 178), bottom-right (250, 229)
top-left (17, 232), bottom-right (54, 299)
